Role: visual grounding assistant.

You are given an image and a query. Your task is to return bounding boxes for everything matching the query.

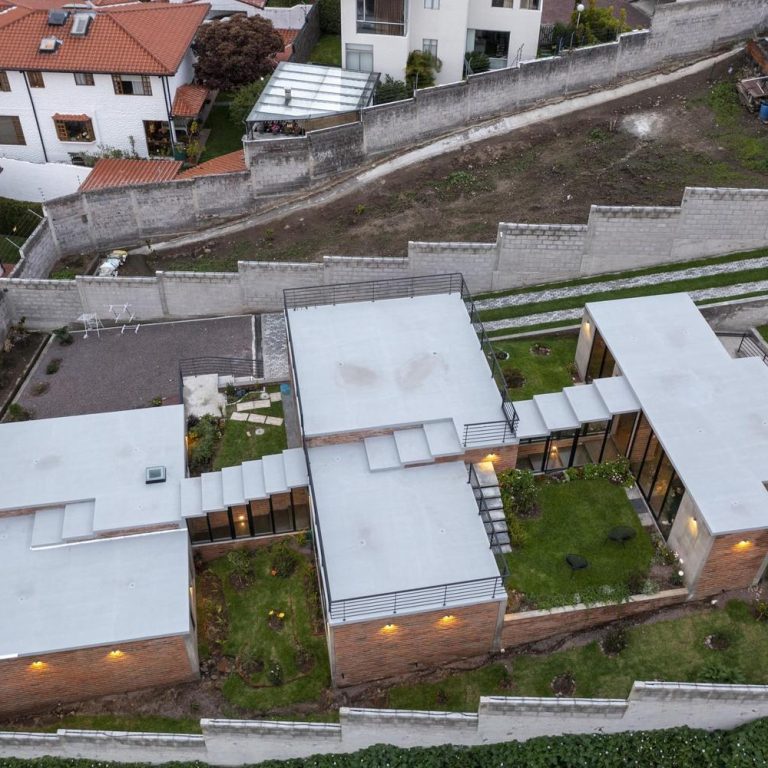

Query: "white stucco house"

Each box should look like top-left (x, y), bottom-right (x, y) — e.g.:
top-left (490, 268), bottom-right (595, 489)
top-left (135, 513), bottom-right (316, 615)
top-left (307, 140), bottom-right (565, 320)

top-left (341, 0), bottom-right (541, 85)
top-left (0, 0), bottom-right (209, 165)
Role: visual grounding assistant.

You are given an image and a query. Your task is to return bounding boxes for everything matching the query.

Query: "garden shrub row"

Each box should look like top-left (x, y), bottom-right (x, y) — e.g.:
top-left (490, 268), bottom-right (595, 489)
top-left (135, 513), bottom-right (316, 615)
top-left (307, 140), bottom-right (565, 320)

top-left (5, 717), bottom-right (768, 768)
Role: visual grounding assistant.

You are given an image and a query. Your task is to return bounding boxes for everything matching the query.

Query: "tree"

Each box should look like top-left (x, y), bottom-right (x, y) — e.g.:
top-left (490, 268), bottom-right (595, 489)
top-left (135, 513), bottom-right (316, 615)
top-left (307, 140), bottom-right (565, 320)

top-left (194, 16), bottom-right (284, 90)
top-left (570, 0), bottom-right (629, 46)
top-left (317, 0), bottom-right (340, 35)
top-left (229, 77), bottom-right (270, 126)
top-left (405, 50), bottom-right (442, 91)
top-left (374, 75), bottom-right (411, 105)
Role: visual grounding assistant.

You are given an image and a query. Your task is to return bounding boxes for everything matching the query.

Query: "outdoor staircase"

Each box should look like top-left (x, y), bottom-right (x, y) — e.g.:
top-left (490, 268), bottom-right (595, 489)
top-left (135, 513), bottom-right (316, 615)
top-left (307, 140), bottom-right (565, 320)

top-left (181, 448), bottom-right (308, 517)
top-left (363, 418), bottom-right (463, 472)
top-left (470, 461), bottom-right (511, 555)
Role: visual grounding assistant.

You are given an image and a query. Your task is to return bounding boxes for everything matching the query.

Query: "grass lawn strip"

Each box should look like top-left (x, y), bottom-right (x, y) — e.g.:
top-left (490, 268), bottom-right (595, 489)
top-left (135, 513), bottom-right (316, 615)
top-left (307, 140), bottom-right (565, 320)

top-left (309, 35), bottom-right (341, 67)
top-left (505, 479), bottom-right (654, 607)
top-left (387, 600), bottom-right (765, 709)
top-left (200, 105), bottom-right (244, 163)
top-left (493, 335), bottom-right (577, 401)
top-left (205, 547), bottom-right (331, 712)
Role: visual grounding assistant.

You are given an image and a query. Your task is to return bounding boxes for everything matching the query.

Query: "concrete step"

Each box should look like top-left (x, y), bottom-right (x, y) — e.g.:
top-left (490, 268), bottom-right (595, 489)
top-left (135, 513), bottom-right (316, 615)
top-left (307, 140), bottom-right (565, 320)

top-left (393, 427), bottom-right (433, 465)
top-left (488, 507), bottom-right (506, 522)
top-left (262, 453), bottom-right (287, 495)
top-left (241, 459), bottom-right (266, 500)
top-left (423, 419), bottom-right (463, 458)
top-left (201, 471), bottom-right (226, 513)
top-left (493, 532), bottom-right (511, 546)
top-left (364, 435), bottom-right (402, 471)
top-left (498, 544), bottom-right (513, 554)
top-left (221, 465), bottom-right (245, 507)
top-left (62, 501), bottom-right (95, 540)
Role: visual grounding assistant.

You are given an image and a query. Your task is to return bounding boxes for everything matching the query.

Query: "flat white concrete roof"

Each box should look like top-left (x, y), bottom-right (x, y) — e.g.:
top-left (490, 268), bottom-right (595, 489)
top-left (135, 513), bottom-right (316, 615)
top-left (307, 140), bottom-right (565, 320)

top-left (0, 519), bottom-right (190, 657)
top-left (0, 406), bottom-right (186, 533)
top-left (587, 293), bottom-right (768, 535)
top-left (287, 294), bottom-right (506, 437)
top-left (308, 442), bottom-right (500, 623)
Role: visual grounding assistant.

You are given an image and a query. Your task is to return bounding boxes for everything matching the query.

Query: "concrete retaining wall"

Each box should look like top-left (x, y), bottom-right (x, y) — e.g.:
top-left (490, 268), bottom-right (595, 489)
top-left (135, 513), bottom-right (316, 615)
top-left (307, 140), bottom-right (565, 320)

top-left (5, 186), bottom-right (768, 330)
top-left (3, 682), bottom-right (768, 765)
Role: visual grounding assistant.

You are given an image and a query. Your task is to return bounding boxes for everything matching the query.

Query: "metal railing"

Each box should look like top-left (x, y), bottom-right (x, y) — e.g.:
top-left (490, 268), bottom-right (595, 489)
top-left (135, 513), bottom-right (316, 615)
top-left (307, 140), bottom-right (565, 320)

top-left (179, 356), bottom-right (264, 381)
top-left (736, 332), bottom-right (768, 365)
top-left (284, 273), bottom-right (466, 310)
top-left (328, 576), bottom-right (504, 622)
top-left (468, 463), bottom-right (510, 566)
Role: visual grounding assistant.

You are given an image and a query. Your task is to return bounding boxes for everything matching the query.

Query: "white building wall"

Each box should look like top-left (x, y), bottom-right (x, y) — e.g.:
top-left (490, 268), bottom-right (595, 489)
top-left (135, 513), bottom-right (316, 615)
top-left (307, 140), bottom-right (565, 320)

top-left (0, 157), bottom-right (91, 202)
top-left (0, 70), bottom-right (174, 163)
top-left (409, 0), bottom-right (469, 84)
top-left (466, 0), bottom-right (542, 67)
top-left (341, 3), bottom-right (410, 81)
top-left (170, 51), bottom-right (196, 94)
top-left (668, 492), bottom-right (714, 591)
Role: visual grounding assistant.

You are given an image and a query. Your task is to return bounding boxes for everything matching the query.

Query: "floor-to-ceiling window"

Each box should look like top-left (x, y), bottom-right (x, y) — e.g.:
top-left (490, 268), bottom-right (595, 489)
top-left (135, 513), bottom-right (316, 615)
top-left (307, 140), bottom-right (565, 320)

top-left (585, 329), bottom-right (616, 382)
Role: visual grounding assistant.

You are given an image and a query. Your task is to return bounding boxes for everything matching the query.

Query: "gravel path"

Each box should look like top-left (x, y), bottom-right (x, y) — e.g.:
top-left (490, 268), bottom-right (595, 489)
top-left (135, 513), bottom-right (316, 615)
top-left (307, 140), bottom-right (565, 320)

top-left (475, 256), bottom-right (768, 312)
top-left (261, 312), bottom-right (290, 382)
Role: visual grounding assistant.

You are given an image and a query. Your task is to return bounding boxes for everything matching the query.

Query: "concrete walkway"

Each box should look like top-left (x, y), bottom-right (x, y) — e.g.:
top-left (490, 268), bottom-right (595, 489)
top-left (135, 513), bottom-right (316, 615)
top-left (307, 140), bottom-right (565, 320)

top-left (138, 47), bottom-right (741, 256)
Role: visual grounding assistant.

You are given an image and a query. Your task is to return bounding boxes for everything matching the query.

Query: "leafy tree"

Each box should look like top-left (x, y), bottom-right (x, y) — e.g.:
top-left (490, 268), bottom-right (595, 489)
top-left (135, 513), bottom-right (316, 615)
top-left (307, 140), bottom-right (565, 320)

top-left (405, 50), bottom-right (442, 91)
top-left (570, 0), bottom-right (630, 46)
top-left (194, 16), bottom-right (283, 90)
top-left (317, 0), bottom-right (341, 35)
top-left (229, 77), bottom-right (270, 126)
top-left (466, 51), bottom-right (490, 74)
top-left (375, 75), bottom-right (411, 105)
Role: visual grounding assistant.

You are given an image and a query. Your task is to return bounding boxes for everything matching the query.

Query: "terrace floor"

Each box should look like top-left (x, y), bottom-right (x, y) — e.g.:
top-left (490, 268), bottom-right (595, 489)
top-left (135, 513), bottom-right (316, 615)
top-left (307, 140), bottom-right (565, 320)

top-left (13, 316), bottom-right (256, 419)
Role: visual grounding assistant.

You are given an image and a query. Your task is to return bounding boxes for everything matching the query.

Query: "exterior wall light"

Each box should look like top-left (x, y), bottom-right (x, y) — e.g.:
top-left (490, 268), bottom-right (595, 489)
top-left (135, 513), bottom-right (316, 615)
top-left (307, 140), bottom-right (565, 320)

top-left (688, 517), bottom-right (698, 536)
top-left (438, 615), bottom-right (457, 627)
top-left (379, 623), bottom-right (398, 635)
top-left (108, 649), bottom-right (124, 658)
top-left (30, 660), bottom-right (45, 670)
top-left (735, 540), bottom-right (753, 552)
top-left (484, 454), bottom-right (499, 464)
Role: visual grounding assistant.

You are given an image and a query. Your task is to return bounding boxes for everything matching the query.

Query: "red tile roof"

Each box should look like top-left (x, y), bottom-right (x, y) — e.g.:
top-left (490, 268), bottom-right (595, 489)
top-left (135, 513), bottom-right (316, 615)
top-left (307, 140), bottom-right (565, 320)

top-left (79, 157), bottom-right (183, 191)
top-left (172, 83), bottom-right (209, 118)
top-left (177, 149), bottom-right (245, 178)
top-left (0, 1), bottom-right (209, 75)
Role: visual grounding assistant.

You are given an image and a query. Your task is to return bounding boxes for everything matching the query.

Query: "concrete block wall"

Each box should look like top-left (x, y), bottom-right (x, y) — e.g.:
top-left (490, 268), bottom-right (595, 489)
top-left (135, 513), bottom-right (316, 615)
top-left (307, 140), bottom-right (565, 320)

top-left (160, 271), bottom-right (244, 318)
top-left (5, 683), bottom-right (768, 765)
top-left (12, 218), bottom-right (55, 279)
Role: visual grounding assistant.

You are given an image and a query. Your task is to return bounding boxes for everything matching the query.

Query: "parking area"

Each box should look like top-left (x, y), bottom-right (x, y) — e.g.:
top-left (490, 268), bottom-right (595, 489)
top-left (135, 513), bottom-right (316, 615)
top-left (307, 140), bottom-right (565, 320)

top-left (14, 315), bottom-right (257, 419)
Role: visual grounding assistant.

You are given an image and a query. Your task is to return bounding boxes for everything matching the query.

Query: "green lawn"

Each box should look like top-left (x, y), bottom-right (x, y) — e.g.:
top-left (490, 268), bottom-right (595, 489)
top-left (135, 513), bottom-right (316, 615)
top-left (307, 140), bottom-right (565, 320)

top-left (202, 547), bottom-right (331, 712)
top-left (0, 235), bottom-right (24, 263)
top-left (213, 390), bottom-right (288, 470)
top-left (387, 601), bottom-right (768, 709)
top-left (200, 105), bottom-right (244, 162)
top-left (506, 479), bottom-right (654, 608)
top-left (759, 325), bottom-right (768, 343)
top-left (310, 35), bottom-right (342, 67)
top-left (493, 335), bottom-right (578, 400)
top-left (23, 714), bottom-right (201, 734)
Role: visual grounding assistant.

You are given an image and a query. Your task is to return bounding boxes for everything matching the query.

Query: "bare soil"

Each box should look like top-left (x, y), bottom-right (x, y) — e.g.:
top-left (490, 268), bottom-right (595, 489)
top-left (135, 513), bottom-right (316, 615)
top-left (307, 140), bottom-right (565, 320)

top-left (134, 59), bottom-right (768, 274)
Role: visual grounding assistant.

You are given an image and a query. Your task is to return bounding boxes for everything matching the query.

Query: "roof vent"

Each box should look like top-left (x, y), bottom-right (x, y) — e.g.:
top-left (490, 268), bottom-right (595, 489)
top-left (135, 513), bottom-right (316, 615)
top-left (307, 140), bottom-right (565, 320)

top-left (70, 12), bottom-right (92, 36)
top-left (284, 88), bottom-right (291, 104)
top-left (39, 36), bottom-right (61, 53)
top-left (145, 466), bottom-right (167, 485)
top-left (47, 9), bottom-right (69, 26)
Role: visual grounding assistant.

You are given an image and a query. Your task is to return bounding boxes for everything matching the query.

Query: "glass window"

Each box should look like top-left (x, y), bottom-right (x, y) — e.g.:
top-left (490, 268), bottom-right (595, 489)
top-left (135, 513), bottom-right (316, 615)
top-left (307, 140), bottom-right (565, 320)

top-left (345, 44), bottom-right (374, 72)
top-left (424, 0), bottom-right (439, 8)
top-left (515, 437), bottom-right (547, 472)
top-left (0, 71), bottom-right (10, 92)
top-left (187, 517), bottom-right (211, 545)
top-left (491, 0), bottom-right (513, 7)
top-left (658, 474), bottom-right (685, 535)
top-left (612, 411), bottom-right (638, 457)
top-left (208, 510), bottom-right (232, 541)
top-left (628, 413), bottom-right (652, 478)
top-left (54, 117), bottom-right (95, 142)
top-left (292, 487), bottom-right (311, 531)
top-left (74, 72), bottom-right (94, 86)
top-left (422, 39), bottom-right (438, 58)
top-left (230, 505), bottom-right (251, 539)
top-left (250, 499), bottom-right (273, 536)
top-left (544, 430), bottom-right (579, 471)
top-left (356, 0), bottom-right (406, 36)
top-left (271, 492), bottom-right (294, 534)
top-left (637, 432), bottom-right (664, 498)
top-left (585, 329), bottom-right (615, 382)
top-left (520, 0), bottom-right (539, 7)
top-left (143, 120), bottom-right (171, 156)
top-left (112, 74), bottom-right (152, 96)
top-left (0, 115), bottom-right (25, 145)
top-left (573, 420), bottom-right (610, 466)
top-left (27, 71), bottom-right (44, 88)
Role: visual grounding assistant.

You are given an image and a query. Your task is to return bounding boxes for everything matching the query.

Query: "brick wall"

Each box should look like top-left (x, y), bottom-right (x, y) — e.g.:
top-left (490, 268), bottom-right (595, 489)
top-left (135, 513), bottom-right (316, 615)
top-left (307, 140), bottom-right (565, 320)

top-left (0, 634), bottom-right (198, 717)
top-left (501, 589), bottom-right (689, 649)
top-left (330, 601), bottom-right (504, 686)
top-left (692, 530), bottom-right (768, 597)
top-left (193, 531), bottom-right (302, 562)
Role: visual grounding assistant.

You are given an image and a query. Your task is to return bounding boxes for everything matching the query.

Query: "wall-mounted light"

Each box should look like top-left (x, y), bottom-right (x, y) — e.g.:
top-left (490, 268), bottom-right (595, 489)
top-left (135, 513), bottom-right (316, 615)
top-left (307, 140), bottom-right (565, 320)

top-left (379, 623), bottom-right (398, 635)
top-left (484, 454), bottom-right (499, 464)
top-left (30, 660), bottom-right (45, 670)
top-left (108, 649), bottom-right (124, 658)
top-left (735, 539), bottom-right (753, 552)
top-left (437, 615), bottom-right (457, 627)
top-left (688, 517), bottom-right (698, 536)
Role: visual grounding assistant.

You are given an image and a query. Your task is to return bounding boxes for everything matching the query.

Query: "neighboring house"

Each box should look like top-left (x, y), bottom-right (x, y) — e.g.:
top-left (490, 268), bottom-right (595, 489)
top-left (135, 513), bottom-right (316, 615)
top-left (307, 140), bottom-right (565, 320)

top-left (341, 0), bottom-right (542, 85)
top-left (0, 0), bottom-right (209, 164)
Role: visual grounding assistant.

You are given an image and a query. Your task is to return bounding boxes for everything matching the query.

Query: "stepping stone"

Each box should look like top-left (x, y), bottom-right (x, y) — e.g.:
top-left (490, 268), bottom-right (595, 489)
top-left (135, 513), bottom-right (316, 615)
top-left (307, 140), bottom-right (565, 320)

top-left (230, 412), bottom-right (249, 422)
top-left (248, 414), bottom-right (267, 423)
top-left (265, 416), bottom-right (284, 426)
top-left (237, 399), bottom-right (271, 411)
top-left (269, 392), bottom-right (282, 402)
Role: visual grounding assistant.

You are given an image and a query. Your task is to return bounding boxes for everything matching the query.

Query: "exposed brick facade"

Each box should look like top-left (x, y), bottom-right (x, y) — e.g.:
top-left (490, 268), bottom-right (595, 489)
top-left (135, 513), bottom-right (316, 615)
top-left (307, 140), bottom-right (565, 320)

top-left (330, 600), bottom-right (504, 686)
top-left (693, 531), bottom-right (768, 597)
top-left (306, 426), bottom-right (398, 448)
top-left (0, 634), bottom-right (198, 717)
top-left (501, 589), bottom-right (689, 649)
top-left (193, 531), bottom-right (302, 562)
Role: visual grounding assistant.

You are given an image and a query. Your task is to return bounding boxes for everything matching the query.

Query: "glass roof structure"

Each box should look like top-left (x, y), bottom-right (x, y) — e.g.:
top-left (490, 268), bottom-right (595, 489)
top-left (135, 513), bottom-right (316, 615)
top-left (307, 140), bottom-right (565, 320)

top-left (246, 62), bottom-right (379, 124)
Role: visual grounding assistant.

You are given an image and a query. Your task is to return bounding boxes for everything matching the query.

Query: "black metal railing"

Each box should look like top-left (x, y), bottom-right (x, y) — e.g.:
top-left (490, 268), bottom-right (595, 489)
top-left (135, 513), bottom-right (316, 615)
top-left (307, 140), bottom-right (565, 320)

top-left (179, 356), bottom-right (264, 381)
top-left (328, 576), bottom-right (504, 622)
top-left (736, 332), bottom-right (768, 365)
top-left (284, 273), bottom-right (466, 310)
top-left (468, 463), bottom-right (509, 561)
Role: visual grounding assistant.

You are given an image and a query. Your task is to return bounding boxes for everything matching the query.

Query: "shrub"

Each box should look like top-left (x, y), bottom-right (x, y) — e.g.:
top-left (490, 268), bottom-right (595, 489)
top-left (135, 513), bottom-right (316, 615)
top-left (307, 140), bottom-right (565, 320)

top-left (267, 659), bottom-right (284, 686)
top-left (601, 625), bottom-right (628, 655)
top-left (6, 403), bottom-right (32, 421)
top-left (229, 77), bottom-right (270, 126)
top-left (405, 50), bottom-right (442, 90)
top-left (375, 75), bottom-right (411, 104)
top-left (317, 0), bottom-right (340, 34)
top-left (270, 540), bottom-right (300, 578)
top-left (698, 658), bottom-right (744, 684)
top-left (755, 600), bottom-right (768, 622)
top-left (506, 513), bottom-right (528, 548)
top-left (45, 358), bottom-right (61, 375)
top-left (227, 549), bottom-right (254, 589)
top-left (150, 395), bottom-right (163, 407)
top-left (466, 51), bottom-right (490, 74)
top-left (31, 381), bottom-right (49, 396)
top-left (566, 457), bottom-right (633, 487)
top-left (53, 325), bottom-right (73, 345)
top-left (499, 469), bottom-right (538, 517)
top-left (187, 415), bottom-right (221, 473)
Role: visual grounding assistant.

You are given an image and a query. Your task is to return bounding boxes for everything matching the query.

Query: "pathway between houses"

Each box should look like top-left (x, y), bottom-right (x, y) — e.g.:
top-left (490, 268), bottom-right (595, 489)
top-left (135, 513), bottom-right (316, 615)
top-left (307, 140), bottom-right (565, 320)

top-left (134, 47), bottom-right (741, 257)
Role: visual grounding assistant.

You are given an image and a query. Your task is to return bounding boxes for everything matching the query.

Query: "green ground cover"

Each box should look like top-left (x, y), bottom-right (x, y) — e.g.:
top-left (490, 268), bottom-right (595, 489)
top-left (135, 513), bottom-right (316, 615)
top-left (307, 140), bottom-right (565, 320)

top-left (200, 105), bottom-right (244, 162)
top-left (492, 335), bottom-right (578, 399)
top-left (0, 235), bottom-right (24, 263)
top-left (310, 35), bottom-right (342, 67)
top-left (26, 714), bottom-right (201, 734)
top-left (505, 479), bottom-right (654, 608)
top-left (387, 600), bottom-right (767, 710)
top-left (201, 546), bottom-right (331, 711)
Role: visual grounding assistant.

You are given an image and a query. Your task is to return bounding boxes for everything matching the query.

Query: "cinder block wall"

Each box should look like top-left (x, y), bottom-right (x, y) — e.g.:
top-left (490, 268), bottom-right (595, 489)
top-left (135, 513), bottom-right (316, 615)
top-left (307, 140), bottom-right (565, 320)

top-left (330, 601), bottom-right (504, 686)
top-left (0, 634), bottom-right (198, 717)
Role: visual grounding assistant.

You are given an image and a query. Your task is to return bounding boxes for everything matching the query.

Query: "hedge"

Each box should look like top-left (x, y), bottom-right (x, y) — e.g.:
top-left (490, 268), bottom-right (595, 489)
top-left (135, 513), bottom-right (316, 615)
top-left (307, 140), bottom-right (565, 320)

top-left (0, 196), bottom-right (42, 236)
top-left (3, 718), bottom-right (768, 767)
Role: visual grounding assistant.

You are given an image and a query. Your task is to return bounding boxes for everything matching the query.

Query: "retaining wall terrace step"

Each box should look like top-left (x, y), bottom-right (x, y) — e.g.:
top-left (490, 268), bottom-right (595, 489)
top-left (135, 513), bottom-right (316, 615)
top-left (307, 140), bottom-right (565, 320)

top-left (262, 453), bottom-right (288, 495)
top-left (61, 501), bottom-right (95, 540)
top-left (393, 427), bottom-right (434, 465)
top-left (364, 435), bottom-right (402, 471)
top-left (201, 472), bottom-right (226, 513)
top-left (423, 419), bottom-right (463, 458)
top-left (221, 465), bottom-right (245, 507)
